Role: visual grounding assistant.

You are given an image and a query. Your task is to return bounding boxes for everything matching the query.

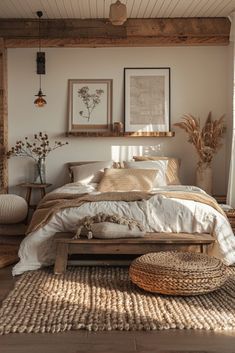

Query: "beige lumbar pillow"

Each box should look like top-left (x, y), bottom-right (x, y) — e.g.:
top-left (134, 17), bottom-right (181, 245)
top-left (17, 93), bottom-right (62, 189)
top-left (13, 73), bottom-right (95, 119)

top-left (74, 213), bottom-right (145, 239)
top-left (97, 168), bottom-right (158, 192)
top-left (81, 222), bottom-right (145, 239)
top-left (133, 156), bottom-right (181, 185)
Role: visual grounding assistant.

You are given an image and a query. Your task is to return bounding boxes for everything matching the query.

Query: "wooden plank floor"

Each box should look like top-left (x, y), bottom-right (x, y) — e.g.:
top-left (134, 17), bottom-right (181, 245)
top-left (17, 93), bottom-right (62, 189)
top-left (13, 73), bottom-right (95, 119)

top-left (1, 266), bottom-right (235, 353)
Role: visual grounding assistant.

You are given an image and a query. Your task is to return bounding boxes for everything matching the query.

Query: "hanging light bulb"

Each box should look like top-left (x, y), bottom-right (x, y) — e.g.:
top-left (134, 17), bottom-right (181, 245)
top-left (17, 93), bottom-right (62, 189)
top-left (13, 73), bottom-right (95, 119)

top-left (34, 89), bottom-right (47, 107)
top-left (34, 11), bottom-right (47, 107)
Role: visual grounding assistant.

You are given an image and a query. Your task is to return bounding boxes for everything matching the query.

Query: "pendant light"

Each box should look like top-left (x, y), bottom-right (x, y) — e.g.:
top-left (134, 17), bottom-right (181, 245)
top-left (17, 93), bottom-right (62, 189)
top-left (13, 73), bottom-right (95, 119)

top-left (109, 0), bottom-right (127, 26)
top-left (34, 11), bottom-right (47, 107)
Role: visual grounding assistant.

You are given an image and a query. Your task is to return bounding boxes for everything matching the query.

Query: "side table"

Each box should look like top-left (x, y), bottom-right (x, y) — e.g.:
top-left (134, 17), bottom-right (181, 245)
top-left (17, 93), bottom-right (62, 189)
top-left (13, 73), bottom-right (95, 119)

top-left (213, 195), bottom-right (226, 204)
top-left (225, 209), bottom-right (235, 233)
top-left (17, 183), bottom-right (52, 209)
top-left (212, 195), bottom-right (235, 233)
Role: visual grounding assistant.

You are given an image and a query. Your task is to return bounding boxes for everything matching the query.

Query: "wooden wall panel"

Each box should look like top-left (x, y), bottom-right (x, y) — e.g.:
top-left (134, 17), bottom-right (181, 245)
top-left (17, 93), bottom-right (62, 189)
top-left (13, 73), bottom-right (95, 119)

top-left (0, 38), bottom-right (8, 194)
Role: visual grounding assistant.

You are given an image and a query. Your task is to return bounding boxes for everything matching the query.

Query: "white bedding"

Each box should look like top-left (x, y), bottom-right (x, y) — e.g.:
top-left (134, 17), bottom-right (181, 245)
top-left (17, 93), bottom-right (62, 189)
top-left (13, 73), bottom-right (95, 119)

top-left (13, 184), bottom-right (235, 275)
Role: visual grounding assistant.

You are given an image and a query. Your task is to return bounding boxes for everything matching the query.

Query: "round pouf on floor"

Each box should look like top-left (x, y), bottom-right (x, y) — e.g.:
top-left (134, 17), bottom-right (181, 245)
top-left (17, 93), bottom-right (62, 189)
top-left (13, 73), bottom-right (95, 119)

top-left (129, 251), bottom-right (228, 296)
top-left (0, 194), bottom-right (28, 224)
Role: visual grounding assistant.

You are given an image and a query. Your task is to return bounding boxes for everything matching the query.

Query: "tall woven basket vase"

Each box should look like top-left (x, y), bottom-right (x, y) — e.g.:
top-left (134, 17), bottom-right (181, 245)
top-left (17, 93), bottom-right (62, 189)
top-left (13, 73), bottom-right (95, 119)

top-left (196, 164), bottom-right (212, 195)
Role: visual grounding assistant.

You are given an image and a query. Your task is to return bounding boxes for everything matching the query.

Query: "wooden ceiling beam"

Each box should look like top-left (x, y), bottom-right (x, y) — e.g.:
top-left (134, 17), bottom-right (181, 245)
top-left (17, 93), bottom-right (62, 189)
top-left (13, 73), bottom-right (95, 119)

top-left (0, 18), bottom-right (230, 48)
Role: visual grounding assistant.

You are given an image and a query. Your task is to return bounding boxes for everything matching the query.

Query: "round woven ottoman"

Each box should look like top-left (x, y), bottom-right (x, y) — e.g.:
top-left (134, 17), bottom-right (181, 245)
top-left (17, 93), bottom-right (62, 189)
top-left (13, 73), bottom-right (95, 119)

top-left (0, 194), bottom-right (28, 224)
top-left (129, 251), bottom-right (228, 296)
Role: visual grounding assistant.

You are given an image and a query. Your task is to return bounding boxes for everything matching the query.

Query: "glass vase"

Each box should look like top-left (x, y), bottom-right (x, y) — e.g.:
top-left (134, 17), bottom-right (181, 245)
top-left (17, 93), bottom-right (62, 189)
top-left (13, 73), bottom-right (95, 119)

top-left (34, 158), bottom-right (46, 184)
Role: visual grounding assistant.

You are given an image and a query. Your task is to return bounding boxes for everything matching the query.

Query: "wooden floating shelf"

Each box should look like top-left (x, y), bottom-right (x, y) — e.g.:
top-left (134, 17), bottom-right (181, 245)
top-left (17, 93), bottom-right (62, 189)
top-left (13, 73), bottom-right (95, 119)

top-left (66, 131), bottom-right (175, 137)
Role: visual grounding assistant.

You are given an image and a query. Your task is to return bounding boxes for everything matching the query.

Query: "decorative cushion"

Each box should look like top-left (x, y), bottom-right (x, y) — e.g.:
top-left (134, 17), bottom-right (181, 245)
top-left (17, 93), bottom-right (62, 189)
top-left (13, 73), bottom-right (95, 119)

top-left (81, 222), bottom-right (145, 239)
top-left (129, 251), bottom-right (228, 296)
top-left (71, 161), bottom-right (113, 185)
top-left (97, 168), bottom-right (158, 192)
top-left (124, 160), bottom-right (168, 187)
top-left (0, 195), bottom-right (28, 224)
top-left (133, 156), bottom-right (181, 185)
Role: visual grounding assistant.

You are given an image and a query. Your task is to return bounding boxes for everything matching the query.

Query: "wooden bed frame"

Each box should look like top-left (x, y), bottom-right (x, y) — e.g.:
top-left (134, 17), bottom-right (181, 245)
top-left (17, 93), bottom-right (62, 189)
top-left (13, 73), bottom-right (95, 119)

top-left (57, 161), bottom-right (214, 274)
top-left (67, 161), bottom-right (99, 182)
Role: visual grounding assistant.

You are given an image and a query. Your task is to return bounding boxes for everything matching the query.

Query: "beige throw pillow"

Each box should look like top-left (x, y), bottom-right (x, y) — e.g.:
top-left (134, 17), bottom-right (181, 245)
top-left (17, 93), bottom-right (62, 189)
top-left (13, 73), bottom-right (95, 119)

top-left (97, 168), bottom-right (158, 192)
top-left (124, 160), bottom-right (168, 187)
top-left (133, 156), bottom-right (181, 185)
top-left (81, 222), bottom-right (145, 239)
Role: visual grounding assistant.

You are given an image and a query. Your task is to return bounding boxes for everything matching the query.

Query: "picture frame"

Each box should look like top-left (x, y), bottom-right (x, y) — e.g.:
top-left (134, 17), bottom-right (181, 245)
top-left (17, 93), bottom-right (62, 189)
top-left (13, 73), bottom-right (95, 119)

top-left (68, 79), bottom-right (113, 132)
top-left (124, 68), bottom-right (171, 132)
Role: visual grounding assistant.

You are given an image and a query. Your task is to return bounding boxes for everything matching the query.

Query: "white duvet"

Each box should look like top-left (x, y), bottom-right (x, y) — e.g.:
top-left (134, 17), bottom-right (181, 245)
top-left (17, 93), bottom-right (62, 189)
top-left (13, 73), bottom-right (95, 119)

top-left (13, 184), bottom-right (235, 275)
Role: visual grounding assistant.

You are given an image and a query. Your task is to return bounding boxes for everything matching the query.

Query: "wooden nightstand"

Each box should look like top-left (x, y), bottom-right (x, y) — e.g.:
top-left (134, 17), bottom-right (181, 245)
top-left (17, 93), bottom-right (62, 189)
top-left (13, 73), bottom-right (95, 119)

top-left (212, 195), bottom-right (235, 232)
top-left (225, 209), bottom-right (235, 232)
top-left (213, 195), bottom-right (226, 204)
top-left (18, 183), bottom-right (52, 209)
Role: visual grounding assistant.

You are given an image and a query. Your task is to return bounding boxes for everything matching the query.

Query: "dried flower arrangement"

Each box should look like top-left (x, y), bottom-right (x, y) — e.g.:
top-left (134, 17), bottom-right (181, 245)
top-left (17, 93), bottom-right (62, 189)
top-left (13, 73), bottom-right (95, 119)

top-left (7, 132), bottom-right (68, 184)
top-left (78, 86), bottom-right (104, 122)
top-left (174, 112), bottom-right (226, 168)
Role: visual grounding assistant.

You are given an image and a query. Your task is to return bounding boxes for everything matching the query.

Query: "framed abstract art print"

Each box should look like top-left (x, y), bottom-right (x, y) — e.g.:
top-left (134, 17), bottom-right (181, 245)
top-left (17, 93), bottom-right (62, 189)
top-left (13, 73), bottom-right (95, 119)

top-left (124, 68), bottom-right (170, 132)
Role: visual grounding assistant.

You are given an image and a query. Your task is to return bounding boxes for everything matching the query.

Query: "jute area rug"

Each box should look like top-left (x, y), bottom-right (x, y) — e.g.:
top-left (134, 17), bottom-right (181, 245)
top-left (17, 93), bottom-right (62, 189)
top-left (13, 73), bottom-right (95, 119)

top-left (1, 266), bottom-right (235, 335)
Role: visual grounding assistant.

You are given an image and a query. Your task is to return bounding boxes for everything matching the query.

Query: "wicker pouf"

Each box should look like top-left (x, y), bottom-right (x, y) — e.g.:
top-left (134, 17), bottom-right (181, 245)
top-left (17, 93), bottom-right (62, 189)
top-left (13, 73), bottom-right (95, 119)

top-left (129, 251), bottom-right (228, 296)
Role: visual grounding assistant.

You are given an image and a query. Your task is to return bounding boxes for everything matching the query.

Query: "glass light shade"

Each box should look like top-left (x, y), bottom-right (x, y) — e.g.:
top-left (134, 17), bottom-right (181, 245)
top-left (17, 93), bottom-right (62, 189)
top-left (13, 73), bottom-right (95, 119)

top-left (34, 89), bottom-right (47, 107)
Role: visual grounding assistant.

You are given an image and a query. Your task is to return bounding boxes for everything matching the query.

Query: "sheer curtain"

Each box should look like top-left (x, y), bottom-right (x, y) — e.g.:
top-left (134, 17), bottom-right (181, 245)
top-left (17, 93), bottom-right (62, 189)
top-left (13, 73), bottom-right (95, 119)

top-left (227, 13), bottom-right (235, 207)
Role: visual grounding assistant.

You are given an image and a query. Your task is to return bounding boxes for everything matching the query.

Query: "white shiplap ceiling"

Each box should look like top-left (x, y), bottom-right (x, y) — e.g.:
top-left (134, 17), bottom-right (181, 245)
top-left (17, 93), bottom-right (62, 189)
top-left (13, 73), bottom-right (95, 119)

top-left (0, 0), bottom-right (234, 19)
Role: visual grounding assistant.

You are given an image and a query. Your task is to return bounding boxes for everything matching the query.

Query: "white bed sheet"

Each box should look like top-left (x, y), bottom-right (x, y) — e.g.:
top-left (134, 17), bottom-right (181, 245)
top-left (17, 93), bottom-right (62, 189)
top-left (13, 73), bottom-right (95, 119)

top-left (12, 183), bottom-right (235, 275)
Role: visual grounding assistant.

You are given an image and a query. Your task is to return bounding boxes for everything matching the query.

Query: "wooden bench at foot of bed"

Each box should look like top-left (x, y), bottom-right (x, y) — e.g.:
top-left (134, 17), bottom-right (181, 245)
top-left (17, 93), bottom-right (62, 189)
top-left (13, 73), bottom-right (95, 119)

top-left (53, 232), bottom-right (215, 274)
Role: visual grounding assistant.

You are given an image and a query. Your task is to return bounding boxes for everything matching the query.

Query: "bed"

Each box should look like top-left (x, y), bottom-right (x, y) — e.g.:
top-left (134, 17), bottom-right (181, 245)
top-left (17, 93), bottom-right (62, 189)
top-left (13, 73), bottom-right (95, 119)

top-left (12, 159), bottom-right (235, 275)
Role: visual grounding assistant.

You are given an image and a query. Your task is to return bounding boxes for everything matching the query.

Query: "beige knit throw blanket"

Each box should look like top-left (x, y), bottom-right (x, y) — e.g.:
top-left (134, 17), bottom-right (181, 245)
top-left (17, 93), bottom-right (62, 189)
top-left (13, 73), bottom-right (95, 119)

top-left (27, 190), bottom-right (225, 234)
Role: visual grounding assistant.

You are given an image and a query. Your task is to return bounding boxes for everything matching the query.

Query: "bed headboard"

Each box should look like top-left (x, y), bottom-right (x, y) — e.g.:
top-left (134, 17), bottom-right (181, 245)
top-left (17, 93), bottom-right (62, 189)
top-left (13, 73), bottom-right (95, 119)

top-left (67, 161), bottom-right (120, 182)
top-left (67, 161), bottom-right (102, 182)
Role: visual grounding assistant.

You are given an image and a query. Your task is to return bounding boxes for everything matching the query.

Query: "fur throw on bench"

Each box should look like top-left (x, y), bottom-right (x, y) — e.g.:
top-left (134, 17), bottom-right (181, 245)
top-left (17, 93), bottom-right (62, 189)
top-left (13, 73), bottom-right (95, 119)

top-left (74, 213), bottom-right (145, 240)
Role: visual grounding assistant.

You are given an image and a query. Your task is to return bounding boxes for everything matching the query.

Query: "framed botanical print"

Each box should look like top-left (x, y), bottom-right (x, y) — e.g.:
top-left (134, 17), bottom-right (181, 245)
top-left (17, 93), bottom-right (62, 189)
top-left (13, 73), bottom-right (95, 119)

top-left (68, 79), bottom-right (113, 132)
top-left (124, 68), bottom-right (171, 132)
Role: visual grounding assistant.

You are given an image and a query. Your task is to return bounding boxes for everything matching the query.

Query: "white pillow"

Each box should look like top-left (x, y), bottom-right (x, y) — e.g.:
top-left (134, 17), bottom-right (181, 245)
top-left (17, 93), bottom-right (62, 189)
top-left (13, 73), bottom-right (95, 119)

top-left (71, 161), bottom-right (113, 185)
top-left (124, 160), bottom-right (168, 187)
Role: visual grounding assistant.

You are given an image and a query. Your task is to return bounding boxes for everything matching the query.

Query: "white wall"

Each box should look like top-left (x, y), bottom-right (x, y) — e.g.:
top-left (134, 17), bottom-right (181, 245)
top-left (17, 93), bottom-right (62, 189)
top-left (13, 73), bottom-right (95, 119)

top-left (8, 46), bottom-right (230, 195)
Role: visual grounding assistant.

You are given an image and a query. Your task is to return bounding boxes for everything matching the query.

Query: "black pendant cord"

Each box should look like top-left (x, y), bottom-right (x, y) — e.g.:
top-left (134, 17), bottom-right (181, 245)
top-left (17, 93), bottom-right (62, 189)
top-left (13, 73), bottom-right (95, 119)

top-left (38, 16), bottom-right (42, 93)
top-left (36, 10), bottom-right (43, 53)
top-left (37, 11), bottom-right (43, 94)
top-left (35, 10), bottom-right (46, 104)
top-left (39, 15), bottom-right (41, 53)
